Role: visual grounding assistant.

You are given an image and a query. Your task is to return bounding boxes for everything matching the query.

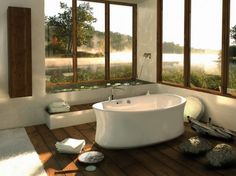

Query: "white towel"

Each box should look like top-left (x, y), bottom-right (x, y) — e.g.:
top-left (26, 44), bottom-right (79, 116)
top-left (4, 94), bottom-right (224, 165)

top-left (49, 100), bottom-right (69, 108)
top-left (48, 106), bottom-right (70, 113)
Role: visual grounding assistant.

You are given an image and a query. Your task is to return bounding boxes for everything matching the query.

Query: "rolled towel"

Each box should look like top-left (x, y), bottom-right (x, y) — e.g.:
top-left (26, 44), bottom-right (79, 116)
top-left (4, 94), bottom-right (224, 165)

top-left (49, 100), bottom-right (68, 108)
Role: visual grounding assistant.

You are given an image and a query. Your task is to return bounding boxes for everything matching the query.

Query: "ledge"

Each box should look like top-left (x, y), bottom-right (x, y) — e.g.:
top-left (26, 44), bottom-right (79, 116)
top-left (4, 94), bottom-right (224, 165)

top-left (45, 103), bottom-right (97, 129)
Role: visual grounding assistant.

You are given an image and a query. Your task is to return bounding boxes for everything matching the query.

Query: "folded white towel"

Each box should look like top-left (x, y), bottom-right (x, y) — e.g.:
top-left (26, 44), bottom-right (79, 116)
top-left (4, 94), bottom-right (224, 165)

top-left (55, 138), bottom-right (85, 154)
top-left (49, 100), bottom-right (69, 108)
top-left (48, 106), bottom-right (70, 113)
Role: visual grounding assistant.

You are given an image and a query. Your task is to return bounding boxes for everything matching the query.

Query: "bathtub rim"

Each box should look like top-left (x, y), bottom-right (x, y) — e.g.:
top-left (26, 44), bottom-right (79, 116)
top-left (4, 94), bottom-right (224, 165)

top-left (92, 93), bottom-right (186, 113)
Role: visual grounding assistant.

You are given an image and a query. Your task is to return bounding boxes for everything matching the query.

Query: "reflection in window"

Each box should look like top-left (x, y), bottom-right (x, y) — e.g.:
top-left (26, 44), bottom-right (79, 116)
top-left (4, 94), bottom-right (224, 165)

top-left (77, 1), bottom-right (105, 81)
top-left (45, 0), bottom-right (73, 85)
top-left (190, 0), bottom-right (222, 90)
top-left (110, 4), bottom-right (133, 79)
top-left (162, 0), bottom-right (184, 84)
top-left (228, 0), bottom-right (236, 96)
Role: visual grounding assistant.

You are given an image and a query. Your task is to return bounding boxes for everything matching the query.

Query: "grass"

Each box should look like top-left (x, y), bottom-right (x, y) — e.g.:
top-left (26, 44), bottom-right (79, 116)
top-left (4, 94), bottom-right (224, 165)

top-left (162, 65), bottom-right (236, 91)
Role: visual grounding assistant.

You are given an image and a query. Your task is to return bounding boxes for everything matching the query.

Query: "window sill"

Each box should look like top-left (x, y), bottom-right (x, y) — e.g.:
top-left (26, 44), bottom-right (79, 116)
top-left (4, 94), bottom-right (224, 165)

top-left (46, 79), bottom-right (153, 94)
top-left (159, 82), bottom-right (236, 99)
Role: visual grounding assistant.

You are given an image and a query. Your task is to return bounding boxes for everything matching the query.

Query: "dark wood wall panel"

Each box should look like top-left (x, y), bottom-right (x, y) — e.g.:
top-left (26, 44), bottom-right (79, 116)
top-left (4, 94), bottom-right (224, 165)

top-left (8, 7), bottom-right (32, 98)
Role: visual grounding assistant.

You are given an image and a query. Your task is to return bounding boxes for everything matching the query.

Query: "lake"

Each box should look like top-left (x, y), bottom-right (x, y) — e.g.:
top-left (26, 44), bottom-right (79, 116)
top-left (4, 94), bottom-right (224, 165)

top-left (45, 52), bottom-right (221, 74)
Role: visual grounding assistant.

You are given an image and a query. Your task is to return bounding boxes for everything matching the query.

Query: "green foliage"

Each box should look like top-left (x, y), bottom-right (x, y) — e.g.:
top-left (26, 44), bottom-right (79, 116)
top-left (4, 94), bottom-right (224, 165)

top-left (162, 68), bottom-right (184, 84)
top-left (228, 64), bottom-right (236, 89)
top-left (45, 2), bottom-right (96, 56)
top-left (190, 69), bottom-right (221, 90)
top-left (110, 32), bottom-right (132, 51)
top-left (163, 42), bottom-right (207, 54)
top-left (110, 65), bottom-right (132, 78)
top-left (230, 25), bottom-right (236, 44)
top-left (77, 66), bottom-right (105, 81)
top-left (77, 3), bottom-right (96, 47)
top-left (163, 42), bottom-right (183, 54)
top-left (162, 66), bottom-right (221, 90)
top-left (229, 45), bottom-right (236, 61)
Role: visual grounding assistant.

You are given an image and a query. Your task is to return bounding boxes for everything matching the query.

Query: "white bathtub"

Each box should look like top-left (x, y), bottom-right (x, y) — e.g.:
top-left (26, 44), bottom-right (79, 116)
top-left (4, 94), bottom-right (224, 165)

top-left (92, 93), bottom-right (186, 149)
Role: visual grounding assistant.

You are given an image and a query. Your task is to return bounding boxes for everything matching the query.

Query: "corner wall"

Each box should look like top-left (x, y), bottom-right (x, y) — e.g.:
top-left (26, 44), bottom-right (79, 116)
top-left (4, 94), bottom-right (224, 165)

top-left (158, 84), bottom-right (236, 131)
top-left (0, 0), bottom-right (157, 130)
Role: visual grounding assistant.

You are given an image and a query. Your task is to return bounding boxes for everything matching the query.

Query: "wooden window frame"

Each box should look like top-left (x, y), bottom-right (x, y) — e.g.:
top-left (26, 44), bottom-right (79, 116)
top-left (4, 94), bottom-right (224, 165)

top-left (46, 0), bottom-right (137, 89)
top-left (157, 0), bottom-right (235, 98)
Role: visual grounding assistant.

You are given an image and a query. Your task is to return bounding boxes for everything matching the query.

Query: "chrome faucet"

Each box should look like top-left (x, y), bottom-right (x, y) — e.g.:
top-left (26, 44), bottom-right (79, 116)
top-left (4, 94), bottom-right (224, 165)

top-left (108, 85), bottom-right (125, 101)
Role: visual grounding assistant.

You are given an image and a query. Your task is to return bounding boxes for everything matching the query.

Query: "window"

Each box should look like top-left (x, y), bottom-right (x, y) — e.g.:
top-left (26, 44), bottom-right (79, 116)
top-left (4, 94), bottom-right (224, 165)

top-left (157, 0), bottom-right (236, 97)
top-left (45, 0), bottom-right (73, 84)
top-left (190, 0), bottom-right (222, 90)
top-left (110, 4), bottom-right (133, 79)
top-left (162, 0), bottom-right (184, 85)
top-left (76, 1), bottom-right (105, 81)
top-left (45, 0), bottom-right (137, 91)
top-left (228, 0), bottom-right (236, 96)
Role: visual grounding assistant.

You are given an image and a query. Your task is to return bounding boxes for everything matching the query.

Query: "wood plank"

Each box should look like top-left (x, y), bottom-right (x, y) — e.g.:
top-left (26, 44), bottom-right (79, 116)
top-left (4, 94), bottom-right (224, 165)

top-left (72, 125), bottom-right (127, 176)
top-left (64, 126), bottom-right (116, 176)
top-left (25, 126), bottom-right (61, 176)
top-left (35, 125), bottom-right (78, 174)
top-left (145, 146), bottom-right (200, 176)
top-left (26, 123), bottom-right (236, 176)
top-left (76, 124), bottom-right (155, 176)
top-left (129, 148), bottom-right (180, 176)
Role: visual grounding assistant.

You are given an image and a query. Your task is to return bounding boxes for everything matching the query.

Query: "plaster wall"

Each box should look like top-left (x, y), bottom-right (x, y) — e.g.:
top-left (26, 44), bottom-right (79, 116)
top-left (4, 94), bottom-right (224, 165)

top-left (0, 0), bottom-right (156, 129)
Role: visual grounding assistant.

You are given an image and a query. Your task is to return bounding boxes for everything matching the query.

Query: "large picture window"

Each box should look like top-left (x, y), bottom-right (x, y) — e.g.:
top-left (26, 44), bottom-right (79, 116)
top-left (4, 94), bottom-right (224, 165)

top-left (190, 0), bottom-right (222, 90)
top-left (228, 0), bottom-right (236, 96)
top-left (162, 0), bottom-right (184, 85)
top-left (157, 0), bottom-right (236, 97)
top-left (45, 0), bottom-right (137, 91)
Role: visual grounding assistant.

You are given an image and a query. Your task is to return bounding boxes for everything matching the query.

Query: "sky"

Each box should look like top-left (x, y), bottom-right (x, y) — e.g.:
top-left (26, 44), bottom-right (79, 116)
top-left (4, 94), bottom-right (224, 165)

top-left (45, 0), bottom-right (132, 36)
top-left (45, 0), bottom-right (236, 49)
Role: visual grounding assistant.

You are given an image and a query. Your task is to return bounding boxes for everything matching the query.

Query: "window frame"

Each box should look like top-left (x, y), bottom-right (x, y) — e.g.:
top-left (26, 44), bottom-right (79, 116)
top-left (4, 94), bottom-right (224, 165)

top-left (157, 0), bottom-right (234, 98)
top-left (46, 0), bottom-right (137, 88)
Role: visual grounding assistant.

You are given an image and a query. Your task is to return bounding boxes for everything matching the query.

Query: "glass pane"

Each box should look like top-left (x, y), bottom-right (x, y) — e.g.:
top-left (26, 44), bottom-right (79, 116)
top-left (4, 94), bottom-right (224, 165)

top-left (45, 0), bottom-right (73, 86)
top-left (162, 0), bottom-right (184, 84)
top-left (77, 1), bottom-right (105, 81)
top-left (228, 0), bottom-right (236, 96)
top-left (190, 0), bottom-right (222, 90)
top-left (110, 4), bottom-right (133, 79)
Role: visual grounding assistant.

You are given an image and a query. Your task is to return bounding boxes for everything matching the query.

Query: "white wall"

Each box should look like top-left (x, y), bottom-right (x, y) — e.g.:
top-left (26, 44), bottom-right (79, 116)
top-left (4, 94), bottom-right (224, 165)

top-left (0, 0), bottom-right (157, 130)
top-left (137, 0), bottom-right (156, 82)
top-left (136, 0), bottom-right (236, 132)
top-left (2, 0), bottom-right (235, 132)
top-left (158, 84), bottom-right (236, 131)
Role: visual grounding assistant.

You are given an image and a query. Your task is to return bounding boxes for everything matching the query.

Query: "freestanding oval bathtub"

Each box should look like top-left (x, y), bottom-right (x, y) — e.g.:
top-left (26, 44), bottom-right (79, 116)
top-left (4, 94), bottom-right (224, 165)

top-left (92, 93), bottom-right (186, 149)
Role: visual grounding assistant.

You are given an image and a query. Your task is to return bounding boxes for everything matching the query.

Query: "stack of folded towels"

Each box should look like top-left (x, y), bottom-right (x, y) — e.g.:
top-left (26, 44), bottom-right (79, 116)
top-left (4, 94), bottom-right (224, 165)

top-left (55, 138), bottom-right (86, 154)
top-left (47, 99), bottom-right (70, 113)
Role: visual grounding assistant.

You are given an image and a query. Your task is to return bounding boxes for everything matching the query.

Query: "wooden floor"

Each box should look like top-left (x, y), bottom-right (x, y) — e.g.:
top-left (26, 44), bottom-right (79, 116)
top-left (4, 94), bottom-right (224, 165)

top-left (25, 123), bottom-right (236, 176)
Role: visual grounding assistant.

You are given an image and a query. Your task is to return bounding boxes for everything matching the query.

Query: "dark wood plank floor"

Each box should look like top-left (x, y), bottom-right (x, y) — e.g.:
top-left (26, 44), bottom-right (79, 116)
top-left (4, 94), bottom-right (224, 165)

top-left (25, 123), bottom-right (236, 176)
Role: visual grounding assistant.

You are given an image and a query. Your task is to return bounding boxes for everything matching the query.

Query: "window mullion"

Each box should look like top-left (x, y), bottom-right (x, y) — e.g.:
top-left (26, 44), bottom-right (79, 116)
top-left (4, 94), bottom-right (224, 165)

top-left (105, 2), bottom-right (110, 80)
top-left (156, 0), bottom-right (163, 82)
top-left (72, 0), bottom-right (78, 82)
top-left (221, 0), bottom-right (230, 94)
top-left (132, 4), bottom-right (137, 80)
top-left (184, 0), bottom-right (191, 87)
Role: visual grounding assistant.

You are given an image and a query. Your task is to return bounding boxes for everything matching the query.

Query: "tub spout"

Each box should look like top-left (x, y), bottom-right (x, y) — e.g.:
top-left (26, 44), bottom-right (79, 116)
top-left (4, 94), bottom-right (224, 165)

top-left (110, 86), bottom-right (125, 100)
top-left (108, 95), bottom-right (114, 101)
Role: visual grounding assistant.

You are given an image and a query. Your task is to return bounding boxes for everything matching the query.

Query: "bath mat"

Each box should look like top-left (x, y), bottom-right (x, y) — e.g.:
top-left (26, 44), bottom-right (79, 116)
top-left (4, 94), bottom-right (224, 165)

top-left (0, 128), bottom-right (47, 176)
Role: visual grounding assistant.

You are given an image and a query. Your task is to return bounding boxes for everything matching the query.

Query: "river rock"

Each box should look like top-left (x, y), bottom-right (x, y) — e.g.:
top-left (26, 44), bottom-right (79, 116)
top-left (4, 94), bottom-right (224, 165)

top-left (206, 143), bottom-right (236, 167)
top-left (179, 136), bottom-right (212, 154)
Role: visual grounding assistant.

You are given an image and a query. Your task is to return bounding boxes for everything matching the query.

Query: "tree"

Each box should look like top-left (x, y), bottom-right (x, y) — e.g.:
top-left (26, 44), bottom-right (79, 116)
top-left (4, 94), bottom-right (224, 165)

top-left (45, 2), bottom-right (96, 56)
top-left (230, 25), bottom-right (236, 44)
top-left (229, 25), bottom-right (236, 59)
